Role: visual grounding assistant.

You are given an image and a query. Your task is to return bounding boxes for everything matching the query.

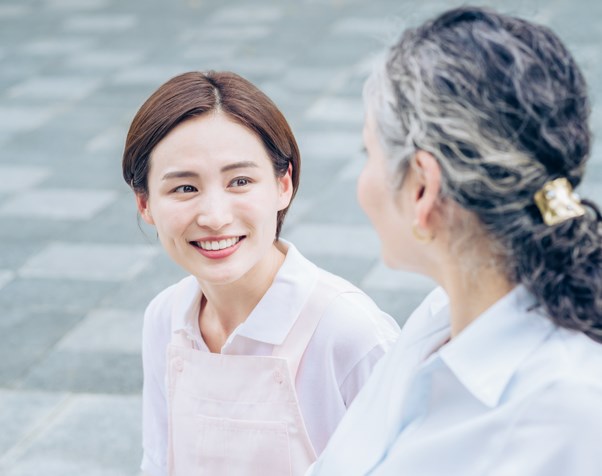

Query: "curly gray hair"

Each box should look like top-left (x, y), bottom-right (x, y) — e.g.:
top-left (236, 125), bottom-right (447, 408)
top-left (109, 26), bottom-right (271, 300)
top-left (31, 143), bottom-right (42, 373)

top-left (364, 6), bottom-right (602, 342)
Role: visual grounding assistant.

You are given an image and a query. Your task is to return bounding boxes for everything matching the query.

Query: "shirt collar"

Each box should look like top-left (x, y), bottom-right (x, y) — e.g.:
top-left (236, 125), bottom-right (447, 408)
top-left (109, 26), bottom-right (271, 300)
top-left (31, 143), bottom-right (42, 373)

top-left (171, 240), bottom-right (319, 347)
top-left (171, 275), bottom-right (203, 341)
top-left (437, 285), bottom-right (556, 408)
top-left (234, 240), bottom-right (318, 345)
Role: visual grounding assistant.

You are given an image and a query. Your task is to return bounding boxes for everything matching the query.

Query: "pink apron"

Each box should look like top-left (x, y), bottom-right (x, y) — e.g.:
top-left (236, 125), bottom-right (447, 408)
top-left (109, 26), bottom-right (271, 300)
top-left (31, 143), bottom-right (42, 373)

top-left (166, 272), bottom-right (361, 475)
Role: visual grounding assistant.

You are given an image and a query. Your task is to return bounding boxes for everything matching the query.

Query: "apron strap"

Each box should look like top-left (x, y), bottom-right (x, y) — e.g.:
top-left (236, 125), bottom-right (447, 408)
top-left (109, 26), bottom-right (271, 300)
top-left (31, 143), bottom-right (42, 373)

top-left (272, 270), bottom-right (363, 381)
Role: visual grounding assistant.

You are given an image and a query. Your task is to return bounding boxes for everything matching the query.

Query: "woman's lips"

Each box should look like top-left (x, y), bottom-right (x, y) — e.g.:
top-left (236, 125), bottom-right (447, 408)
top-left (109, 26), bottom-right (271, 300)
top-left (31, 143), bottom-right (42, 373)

top-left (190, 236), bottom-right (245, 259)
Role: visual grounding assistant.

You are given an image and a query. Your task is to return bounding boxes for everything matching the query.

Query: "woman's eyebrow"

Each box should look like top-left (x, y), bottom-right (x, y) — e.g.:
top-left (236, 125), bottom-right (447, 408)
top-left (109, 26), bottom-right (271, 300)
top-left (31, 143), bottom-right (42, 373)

top-left (161, 161), bottom-right (258, 181)
top-left (161, 170), bottom-right (199, 181)
top-left (220, 161), bottom-right (258, 173)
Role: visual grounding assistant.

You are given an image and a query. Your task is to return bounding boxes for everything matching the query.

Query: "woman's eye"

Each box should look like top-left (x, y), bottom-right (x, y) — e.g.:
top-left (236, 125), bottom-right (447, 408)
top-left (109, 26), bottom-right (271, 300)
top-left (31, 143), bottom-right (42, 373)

top-left (173, 185), bottom-right (197, 193)
top-left (230, 177), bottom-right (251, 188)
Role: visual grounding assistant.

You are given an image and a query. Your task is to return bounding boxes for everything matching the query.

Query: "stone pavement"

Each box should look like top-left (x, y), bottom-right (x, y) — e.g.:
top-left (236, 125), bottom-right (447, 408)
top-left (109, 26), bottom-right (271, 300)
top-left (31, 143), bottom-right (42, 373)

top-left (0, 0), bottom-right (600, 474)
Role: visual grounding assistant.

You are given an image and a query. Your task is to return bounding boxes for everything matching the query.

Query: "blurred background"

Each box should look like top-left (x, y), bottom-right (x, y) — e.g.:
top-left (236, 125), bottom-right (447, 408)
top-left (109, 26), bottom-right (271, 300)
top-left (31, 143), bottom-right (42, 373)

top-left (0, 0), bottom-right (600, 474)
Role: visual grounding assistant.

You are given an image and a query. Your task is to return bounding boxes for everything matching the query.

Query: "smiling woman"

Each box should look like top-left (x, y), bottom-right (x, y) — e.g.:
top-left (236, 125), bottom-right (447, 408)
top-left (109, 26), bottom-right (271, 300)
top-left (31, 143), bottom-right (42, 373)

top-left (121, 71), bottom-right (400, 476)
top-left (135, 112), bottom-right (291, 287)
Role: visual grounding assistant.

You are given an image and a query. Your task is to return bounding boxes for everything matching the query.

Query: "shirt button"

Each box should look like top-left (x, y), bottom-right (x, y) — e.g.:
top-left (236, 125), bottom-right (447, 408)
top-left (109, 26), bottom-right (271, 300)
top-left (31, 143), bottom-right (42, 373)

top-left (173, 358), bottom-right (184, 372)
top-left (273, 370), bottom-right (283, 384)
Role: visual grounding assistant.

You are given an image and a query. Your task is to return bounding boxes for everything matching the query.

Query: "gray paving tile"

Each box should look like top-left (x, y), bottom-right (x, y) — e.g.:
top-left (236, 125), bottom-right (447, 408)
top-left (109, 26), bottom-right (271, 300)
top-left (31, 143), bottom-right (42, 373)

top-left (75, 83), bottom-right (154, 112)
top-left (284, 223), bottom-right (379, 258)
top-left (7, 76), bottom-right (101, 101)
top-left (20, 37), bottom-right (97, 56)
top-left (296, 175), bottom-right (372, 226)
top-left (297, 130), bottom-right (362, 161)
top-left (337, 152), bottom-right (366, 181)
top-left (0, 107), bottom-right (57, 134)
top-left (218, 56), bottom-right (288, 78)
top-left (99, 253), bottom-right (187, 311)
top-left (0, 5), bottom-right (30, 18)
top-left (0, 270), bottom-right (14, 291)
top-left (585, 162), bottom-right (602, 182)
top-left (270, 67), bottom-right (344, 94)
top-left (0, 390), bottom-right (68, 457)
top-left (304, 253), bottom-right (376, 288)
top-left (579, 180), bottom-right (602, 204)
top-left (0, 278), bottom-right (115, 317)
top-left (62, 14), bottom-right (138, 32)
top-left (293, 157), bottom-right (350, 200)
top-left (209, 5), bottom-right (283, 23)
top-left (330, 16), bottom-right (398, 38)
top-left (45, 104), bottom-right (132, 141)
top-left (303, 35), bottom-right (385, 68)
top-left (111, 64), bottom-right (201, 86)
top-left (0, 309), bottom-right (85, 386)
top-left (0, 166), bottom-right (50, 192)
top-left (85, 125), bottom-right (128, 153)
top-left (20, 350), bottom-right (142, 394)
top-left (64, 194), bottom-right (157, 244)
top-left (179, 43), bottom-right (239, 62)
top-left (0, 189), bottom-right (117, 220)
top-left (62, 50), bottom-right (144, 72)
top-left (362, 261), bottom-right (437, 293)
top-left (40, 157), bottom-right (126, 191)
top-left (19, 242), bottom-right (158, 281)
top-left (2, 394), bottom-right (141, 476)
top-left (0, 217), bottom-right (74, 241)
top-left (281, 196), bottom-right (313, 231)
top-left (305, 96), bottom-right (364, 125)
top-left (2, 125), bottom-right (97, 158)
top-left (44, 0), bottom-right (110, 11)
top-left (56, 309), bottom-right (142, 354)
top-left (189, 24), bottom-right (273, 41)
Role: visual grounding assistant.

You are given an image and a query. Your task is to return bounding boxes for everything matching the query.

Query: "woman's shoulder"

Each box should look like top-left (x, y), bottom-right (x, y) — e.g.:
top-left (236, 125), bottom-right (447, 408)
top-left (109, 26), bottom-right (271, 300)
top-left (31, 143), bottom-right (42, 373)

top-left (313, 268), bottom-right (400, 340)
top-left (143, 275), bottom-right (199, 332)
top-left (301, 272), bottom-right (398, 395)
top-left (507, 340), bottom-right (602, 447)
top-left (508, 328), bottom-right (602, 422)
top-left (541, 329), bottom-right (602, 387)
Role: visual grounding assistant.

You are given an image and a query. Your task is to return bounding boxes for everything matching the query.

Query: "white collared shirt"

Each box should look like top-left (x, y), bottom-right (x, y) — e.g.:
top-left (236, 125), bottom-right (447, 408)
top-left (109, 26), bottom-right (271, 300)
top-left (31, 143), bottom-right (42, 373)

top-left (309, 286), bottom-right (602, 476)
top-left (141, 242), bottom-right (400, 476)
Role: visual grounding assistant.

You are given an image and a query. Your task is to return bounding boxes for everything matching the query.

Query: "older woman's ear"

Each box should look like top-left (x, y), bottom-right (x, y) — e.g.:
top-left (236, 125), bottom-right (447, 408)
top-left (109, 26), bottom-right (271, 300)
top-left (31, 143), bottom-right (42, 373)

top-left (411, 150), bottom-right (442, 232)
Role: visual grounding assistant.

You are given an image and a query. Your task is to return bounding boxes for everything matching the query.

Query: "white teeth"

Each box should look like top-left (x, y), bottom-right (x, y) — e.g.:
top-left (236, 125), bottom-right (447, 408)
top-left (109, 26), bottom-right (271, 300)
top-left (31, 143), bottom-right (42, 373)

top-left (198, 237), bottom-right (240, 251)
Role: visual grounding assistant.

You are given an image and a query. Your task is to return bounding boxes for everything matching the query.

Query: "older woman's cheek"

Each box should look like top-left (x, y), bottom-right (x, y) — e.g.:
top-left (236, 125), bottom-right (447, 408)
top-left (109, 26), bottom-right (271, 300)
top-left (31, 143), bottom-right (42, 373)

top-left (357, 164), bottom-right (379, 221)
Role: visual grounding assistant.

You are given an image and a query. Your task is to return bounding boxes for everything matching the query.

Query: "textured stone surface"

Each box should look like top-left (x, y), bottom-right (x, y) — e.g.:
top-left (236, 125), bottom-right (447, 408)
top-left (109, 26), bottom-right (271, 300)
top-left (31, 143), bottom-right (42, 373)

top-left (0, 0), bottom-right (600, 473)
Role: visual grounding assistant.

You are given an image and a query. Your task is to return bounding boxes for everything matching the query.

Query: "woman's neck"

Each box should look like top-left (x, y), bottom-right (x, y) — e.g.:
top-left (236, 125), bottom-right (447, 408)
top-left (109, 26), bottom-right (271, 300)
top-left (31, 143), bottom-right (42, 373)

top-left (198, 242), bottom-right (286, 352)
top-left (440, 259), bottom-right (514, 338)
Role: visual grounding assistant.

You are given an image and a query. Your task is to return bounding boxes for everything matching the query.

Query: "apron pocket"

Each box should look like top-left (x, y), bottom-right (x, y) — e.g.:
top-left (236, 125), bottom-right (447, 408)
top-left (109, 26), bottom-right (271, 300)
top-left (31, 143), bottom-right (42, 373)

top-left (194, 414), bottom-right (292, 476)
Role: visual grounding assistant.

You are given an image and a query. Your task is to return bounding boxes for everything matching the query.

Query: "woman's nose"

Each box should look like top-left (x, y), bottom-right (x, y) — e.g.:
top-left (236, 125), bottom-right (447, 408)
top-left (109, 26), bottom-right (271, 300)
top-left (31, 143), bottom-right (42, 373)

top-left (195, 190), bottom-right (233, 230)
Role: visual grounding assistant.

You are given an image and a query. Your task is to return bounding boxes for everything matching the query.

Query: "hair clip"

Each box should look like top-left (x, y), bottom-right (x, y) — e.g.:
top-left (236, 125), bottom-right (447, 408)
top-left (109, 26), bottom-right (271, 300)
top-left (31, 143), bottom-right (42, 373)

top-left (534, 177), bottom-right (585, 226)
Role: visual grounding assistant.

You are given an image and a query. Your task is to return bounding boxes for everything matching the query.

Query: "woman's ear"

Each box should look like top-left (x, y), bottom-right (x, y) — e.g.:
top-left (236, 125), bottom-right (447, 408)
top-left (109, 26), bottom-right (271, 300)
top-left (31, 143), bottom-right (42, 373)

top-left (277, 162), bottom-right (294, 211)
top-left (412, 150), bottom-right (442, 230)
top-left (135, 193), bottom-right (155, 225)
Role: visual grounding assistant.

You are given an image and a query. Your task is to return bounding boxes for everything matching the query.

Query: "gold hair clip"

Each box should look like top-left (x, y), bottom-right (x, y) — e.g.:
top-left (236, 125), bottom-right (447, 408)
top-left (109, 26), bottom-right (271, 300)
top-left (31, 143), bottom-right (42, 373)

top-left (534, 177), bottom-right (585, 226)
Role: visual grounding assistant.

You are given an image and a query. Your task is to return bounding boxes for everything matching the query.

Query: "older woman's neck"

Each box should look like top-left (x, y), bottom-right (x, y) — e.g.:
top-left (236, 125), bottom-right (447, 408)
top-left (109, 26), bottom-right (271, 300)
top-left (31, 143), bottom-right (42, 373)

top-left (437, 257), bottom-right (514, 339)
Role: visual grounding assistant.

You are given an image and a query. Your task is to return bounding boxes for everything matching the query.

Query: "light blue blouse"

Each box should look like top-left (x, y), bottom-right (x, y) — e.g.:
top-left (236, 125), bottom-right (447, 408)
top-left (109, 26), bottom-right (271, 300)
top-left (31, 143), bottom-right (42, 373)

top-left (308, 286), bottom-right (602, 475)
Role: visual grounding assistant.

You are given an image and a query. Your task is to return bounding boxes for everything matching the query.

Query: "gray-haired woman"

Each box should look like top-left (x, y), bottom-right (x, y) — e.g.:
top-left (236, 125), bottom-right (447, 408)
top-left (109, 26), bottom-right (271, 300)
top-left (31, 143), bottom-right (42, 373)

top-left (308, 6), bottom-right (602, 476)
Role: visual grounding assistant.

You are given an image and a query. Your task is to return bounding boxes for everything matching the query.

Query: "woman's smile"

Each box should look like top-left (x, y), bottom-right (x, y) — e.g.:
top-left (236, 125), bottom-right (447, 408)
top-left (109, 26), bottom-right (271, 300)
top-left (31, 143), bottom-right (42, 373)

top-left (191, 236), bottom-right (246, 260)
